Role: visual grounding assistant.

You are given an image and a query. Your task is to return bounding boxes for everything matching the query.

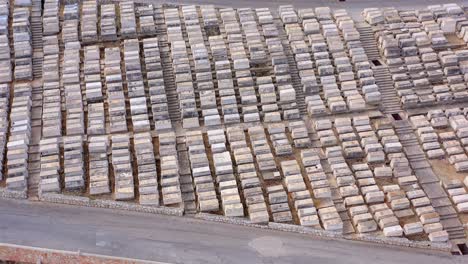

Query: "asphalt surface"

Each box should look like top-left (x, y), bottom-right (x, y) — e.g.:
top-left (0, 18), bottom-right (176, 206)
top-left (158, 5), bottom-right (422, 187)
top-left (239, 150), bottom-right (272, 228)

top-left (0, 199), bottom-right (465, 264)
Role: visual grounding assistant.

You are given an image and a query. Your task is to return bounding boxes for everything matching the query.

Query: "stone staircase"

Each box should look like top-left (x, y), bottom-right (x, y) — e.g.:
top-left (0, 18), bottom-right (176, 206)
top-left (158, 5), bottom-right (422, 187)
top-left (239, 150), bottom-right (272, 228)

top-left (27, 145), bottom-right (40, 199)
top-left (356, 22), bottom-right (380, 61)
top-left (356, 22), bottom-right (403, 114)
top-left (394, 120), bottom-right (466, 241)
top-left (177, 138), bottom-right (197, 214)
top-left (31, 0), bottom-right (43, 79)
top-left (154, 7), bottom-right (181, 123)
top-left (274, 18), bottom-right (307, 116)
top-left (373, 66), bottom-right (402, 114)
top-left (27, 82), bottom-right (43, 199)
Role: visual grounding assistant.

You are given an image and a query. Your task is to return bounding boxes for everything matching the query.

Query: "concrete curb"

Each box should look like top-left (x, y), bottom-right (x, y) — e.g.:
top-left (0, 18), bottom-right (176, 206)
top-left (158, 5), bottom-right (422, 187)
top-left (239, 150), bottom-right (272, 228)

top-left (0, 189), bottom-right (27, 200)
top-left (195, 213), bottom-right (452, 252)
top-left (39, 193), bottom-right (184, 217)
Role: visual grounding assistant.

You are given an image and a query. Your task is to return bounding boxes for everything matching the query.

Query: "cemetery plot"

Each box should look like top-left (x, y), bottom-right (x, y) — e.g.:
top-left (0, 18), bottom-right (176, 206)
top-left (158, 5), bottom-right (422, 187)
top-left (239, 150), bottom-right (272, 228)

top-left (0, 1), bottom-right (465, 246)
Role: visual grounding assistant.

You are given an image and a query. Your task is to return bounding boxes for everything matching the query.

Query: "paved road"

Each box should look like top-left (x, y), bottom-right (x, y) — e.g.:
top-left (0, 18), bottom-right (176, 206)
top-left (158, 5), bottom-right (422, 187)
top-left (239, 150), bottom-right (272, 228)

top-left (0, 199), bottom-right (465, 264)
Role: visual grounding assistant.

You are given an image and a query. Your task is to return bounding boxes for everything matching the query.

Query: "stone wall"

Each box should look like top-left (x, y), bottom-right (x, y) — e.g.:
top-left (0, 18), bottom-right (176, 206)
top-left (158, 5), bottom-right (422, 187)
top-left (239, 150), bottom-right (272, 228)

top-left (195, 213), bottom-right (452, 252)
top-left (0, 189), bottom-right (27, 200)
top-left (40, 193), bottom-right (184, 216)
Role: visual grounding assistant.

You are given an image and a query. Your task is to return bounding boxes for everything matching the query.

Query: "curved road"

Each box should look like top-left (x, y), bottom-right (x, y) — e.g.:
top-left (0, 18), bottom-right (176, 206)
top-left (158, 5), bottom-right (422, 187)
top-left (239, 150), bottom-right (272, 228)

top-left (0, 199), bottom-right (464, 263)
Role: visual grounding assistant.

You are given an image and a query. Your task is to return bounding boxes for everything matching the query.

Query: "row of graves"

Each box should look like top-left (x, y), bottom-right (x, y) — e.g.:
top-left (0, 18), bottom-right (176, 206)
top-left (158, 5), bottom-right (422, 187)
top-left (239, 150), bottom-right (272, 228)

top-left (0, 0), bottom-right (9, 178)
top-left (84, 45), bottom-right (106, 134)
top-left (218, 7), bottom-right (266, 124)
top-left (137, 4), bottom-right (156, 36)
top-left (253, 7), bottom-right (301, 122)
top-left (123, 39), bottom-right (151, 132)
top-left (39, 0), bottom-right (66, 194)
top-left (37, 0), bottom-right (164, 196)
top-left (159, 132), bottom-right (183, 206)
top-left (363, 4), bottom-right (468, 108)
top-left (213, 7), bottom-right (259, 124)
top-left (208, 129), bottom-right (245, 217)
top-left (38, 1), bottom-right (84, 194)
top-left (182, 5), bottom-right (227, 127)
top-left (410, 109), bottom-right (468, 214)
top-left (87, 132), bottom-right (160, 204)
top-left (27, 1), bottom-right (180, 199)
top-left (104, 46), bottom-right (128, 133)
top-left (165, 7), bottom-right (200, 128)
top-left (238, 8), bottom-right (300, 122)
top-left (0, 0), bottom-right (11, 83)
top-left (141, 38), bottom-right (172, 131)
top-left (81, 0), bottom-right (156, 44)
top-left (13, 2), bottom-right (33, 80)
top-left (311, 115), bottom-right (450, 241)
top-left (3, 1), bottom-right (34, 193)
top-left (5, 83), bottom-right (32, 192)
top-left (278, 6), bottom-right (381, 117)
top-left (185, 131), bottom-right (221, 212)
top-left (234, 7), bottom-right (300, 122)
